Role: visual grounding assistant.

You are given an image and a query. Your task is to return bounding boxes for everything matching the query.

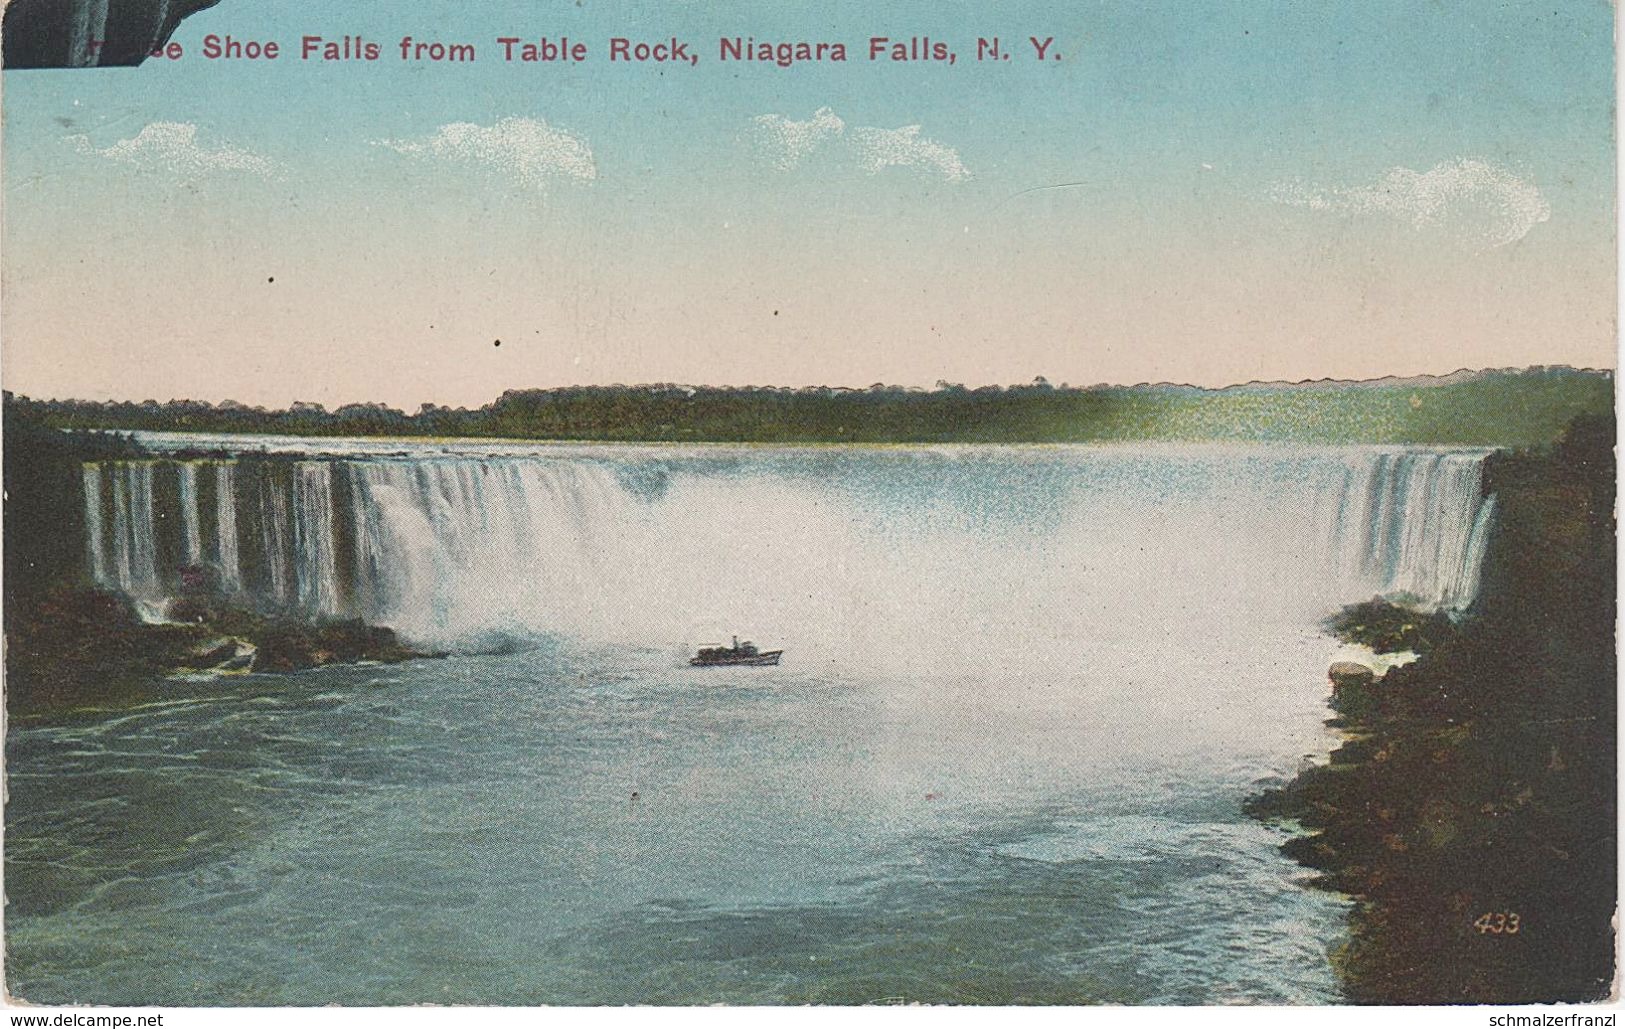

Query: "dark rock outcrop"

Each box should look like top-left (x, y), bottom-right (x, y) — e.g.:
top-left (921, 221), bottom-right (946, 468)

top-left (3, 0), bottom-right (222, 68)
top-left (177, 635), bottom-right (255, 671)
top-left (1248, 413), bottom-right (1616, 1004)
top-left (250, 619), bottom-right (431, 674)
top-left (6, 586), bottom-right (439, 717)
top-left (1327, 661), bottom-right (1377, 687)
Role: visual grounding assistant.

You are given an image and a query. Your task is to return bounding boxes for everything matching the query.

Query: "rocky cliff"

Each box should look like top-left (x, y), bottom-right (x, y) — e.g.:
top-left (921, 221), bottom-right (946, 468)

top-left (3, 0), bottom-right (221, 68)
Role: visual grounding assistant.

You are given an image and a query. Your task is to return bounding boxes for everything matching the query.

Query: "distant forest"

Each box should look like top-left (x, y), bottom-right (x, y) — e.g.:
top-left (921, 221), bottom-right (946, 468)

top-left (5, 367), bottom-right (1613, 447)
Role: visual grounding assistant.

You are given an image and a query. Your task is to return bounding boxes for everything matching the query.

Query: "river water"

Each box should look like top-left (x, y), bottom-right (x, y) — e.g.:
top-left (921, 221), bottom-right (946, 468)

top-left (6, 441), bottom-right (1497, 1004)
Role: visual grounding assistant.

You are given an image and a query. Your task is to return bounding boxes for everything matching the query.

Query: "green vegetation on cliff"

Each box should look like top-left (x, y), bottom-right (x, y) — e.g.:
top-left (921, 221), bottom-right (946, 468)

top-left (7, 366), bottom-right (1612, 447)
top-left (1249, 413), bottom-right (1616, 1003)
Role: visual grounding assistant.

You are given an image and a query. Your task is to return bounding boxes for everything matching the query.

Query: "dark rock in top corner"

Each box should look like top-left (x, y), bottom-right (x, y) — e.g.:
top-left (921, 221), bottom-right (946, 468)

top-left (2, 0), bottom-right (222, 69)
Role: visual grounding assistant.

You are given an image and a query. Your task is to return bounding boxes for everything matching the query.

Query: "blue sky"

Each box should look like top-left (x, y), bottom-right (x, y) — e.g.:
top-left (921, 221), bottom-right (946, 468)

top-left (3, 0), bottom-right (1615, 405)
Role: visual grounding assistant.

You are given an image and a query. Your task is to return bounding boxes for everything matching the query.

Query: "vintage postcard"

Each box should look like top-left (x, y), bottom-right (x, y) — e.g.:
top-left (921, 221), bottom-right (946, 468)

top-left (0, 0), bottom-right (1616, 1015)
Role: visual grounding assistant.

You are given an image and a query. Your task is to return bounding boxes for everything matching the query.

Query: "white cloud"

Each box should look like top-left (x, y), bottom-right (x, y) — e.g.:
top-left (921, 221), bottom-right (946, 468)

top-left (71, 122), bottom-right (275, 178)
top-left (1271, 158), bottom-right (1551, 250)
top-left (851, 124), bottom-right (970, 183)
top-left (748, 106), bottom-right (970, 182)
top-left (750, 107), bottom-right (846, 170)
top-left (374, 117), bottom-right (596, 190)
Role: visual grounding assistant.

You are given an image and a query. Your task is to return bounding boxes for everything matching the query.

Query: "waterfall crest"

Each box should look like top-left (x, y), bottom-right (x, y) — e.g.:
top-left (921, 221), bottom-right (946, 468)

top-left (1330, 451), bottom-right (1496, 610)
top-left (78, 445), bottom-right (1498, 648)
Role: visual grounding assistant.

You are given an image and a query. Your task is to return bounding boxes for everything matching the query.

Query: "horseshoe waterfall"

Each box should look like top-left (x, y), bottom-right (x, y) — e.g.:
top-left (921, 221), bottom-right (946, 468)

top-left (77, 437), bottom-right (1496, 655)
top-left (16, 432), bottom-right (1521, 1006)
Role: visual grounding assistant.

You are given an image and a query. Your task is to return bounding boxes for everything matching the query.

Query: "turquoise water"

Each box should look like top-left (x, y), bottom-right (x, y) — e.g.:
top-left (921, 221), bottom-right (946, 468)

top-left (11, 443), bottom-right (1493, 1005)
top-left (6, 644), bottom-right (1346, 1005)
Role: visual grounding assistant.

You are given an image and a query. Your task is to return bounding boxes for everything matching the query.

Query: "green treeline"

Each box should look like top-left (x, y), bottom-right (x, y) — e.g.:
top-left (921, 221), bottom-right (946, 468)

top-left (5, 366), bottom-right (1612, 447)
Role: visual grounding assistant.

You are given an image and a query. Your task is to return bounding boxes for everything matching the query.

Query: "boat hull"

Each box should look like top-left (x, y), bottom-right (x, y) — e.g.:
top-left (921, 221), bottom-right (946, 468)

top-left (689, 651), bottom-right (783, 667)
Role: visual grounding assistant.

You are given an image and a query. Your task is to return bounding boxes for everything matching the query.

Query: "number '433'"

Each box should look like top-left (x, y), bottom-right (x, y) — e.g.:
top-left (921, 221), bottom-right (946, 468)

top-left (1474, 912), bottom-right (1521, 935)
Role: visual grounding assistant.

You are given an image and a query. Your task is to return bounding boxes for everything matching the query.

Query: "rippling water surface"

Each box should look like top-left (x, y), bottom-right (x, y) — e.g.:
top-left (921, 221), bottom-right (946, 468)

top-left (7, 645), bottom-right (1348, 1005)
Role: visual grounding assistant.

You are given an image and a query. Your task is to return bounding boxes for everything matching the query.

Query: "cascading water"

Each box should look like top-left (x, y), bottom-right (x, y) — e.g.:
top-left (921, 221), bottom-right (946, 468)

top-left (258, 472), bottom-right (295, 609)
top-left (213, 462), bottom-right (242, 593)
top-left (81, 464), bottom-right (109, 585)
top-left (78, 439), bottom-right (1498, 656)
top-left (98, 461), bottom-right (161, 612)
top-left (177, 462), bottom-right (202, 567)
top-left (1330, 451), bottom-right (1497, 609)
top-left (293, 463), bottom-right (340, 616)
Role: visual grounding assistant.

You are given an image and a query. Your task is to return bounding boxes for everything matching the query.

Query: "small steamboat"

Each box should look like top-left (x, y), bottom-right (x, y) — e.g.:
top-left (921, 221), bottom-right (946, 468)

top-left (690, 636), bottom-right (783, 667)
